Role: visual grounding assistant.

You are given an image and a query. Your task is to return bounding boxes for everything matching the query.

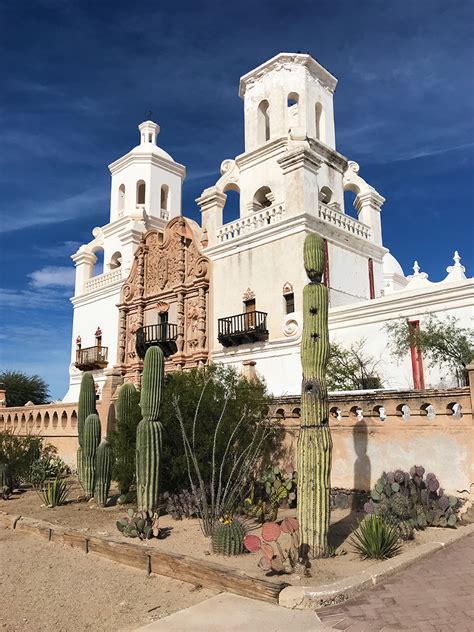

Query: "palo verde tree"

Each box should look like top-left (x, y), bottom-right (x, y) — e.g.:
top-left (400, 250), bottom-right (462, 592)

top-left (297, 232), bottom-right (332, 559)
top-left (0, 371), bottom-right (50, 406)
top-left (327, 339), bottom-right (383, 391)
top-left (385, 315), bottom-right (473, 386)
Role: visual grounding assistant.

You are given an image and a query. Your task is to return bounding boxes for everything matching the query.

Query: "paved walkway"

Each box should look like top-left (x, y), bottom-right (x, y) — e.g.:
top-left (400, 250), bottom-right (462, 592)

top-left (318, 533), bottom-right (474, 631)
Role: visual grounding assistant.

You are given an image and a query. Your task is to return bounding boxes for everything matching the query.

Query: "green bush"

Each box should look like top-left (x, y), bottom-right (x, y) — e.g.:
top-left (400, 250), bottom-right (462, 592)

top-left (159, 364), bottom-right (280, 494)
top-left (0, 430), bottom-right (55, 489)
top-left (350, 515), bottom-right (402, 560)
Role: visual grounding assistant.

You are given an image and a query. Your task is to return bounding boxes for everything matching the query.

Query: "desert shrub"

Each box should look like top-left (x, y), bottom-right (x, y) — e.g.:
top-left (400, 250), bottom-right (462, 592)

top-left (160, 364), bottom-right (280, 495)
top-left (365, 466), bottom-right (461, 536)
top-left (350, 515), bottom-right (402, 560)
top-left (242, 464), bottom-right (297, 522)
top-left (162, 488), bottom-right (201, 520)
top-left (29, 454), bottom-right (70, 486)
top-left (35, 478), bottom-right (70, 508)
top-left (0, 430), bottom-right (55, 489)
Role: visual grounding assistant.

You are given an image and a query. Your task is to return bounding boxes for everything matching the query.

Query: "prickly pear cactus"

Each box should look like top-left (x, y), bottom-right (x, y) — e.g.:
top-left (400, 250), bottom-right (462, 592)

top-left (136, 347), bottom-right (164, 513)
top-left (94, 439), bottom-right (112, 507)
top-left (77, 372), bottom-right (96, 489)
top-left (297, 233), bottom-right (332, 559)
top-left (82, 413), bottom-right (101, 498)
top-left (212, 518), bottom-right (246, 556)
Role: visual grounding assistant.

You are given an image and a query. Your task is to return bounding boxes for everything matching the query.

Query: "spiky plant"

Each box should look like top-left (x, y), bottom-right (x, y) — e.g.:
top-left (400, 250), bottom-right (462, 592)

top-left (212, 518), bottom-right (246, 556)
top-left (94, 439), bottom-right (112, 507)
top-left (297, 233), bottom-right (332, 558)
top-left (136, 347), bottom-right (164, 513)
top-left (82, 413), bottom-right (101, 498)
top-left (350, 514), bottom-right (402, 560)
top-left (77, 372), bottom-right (96, 489)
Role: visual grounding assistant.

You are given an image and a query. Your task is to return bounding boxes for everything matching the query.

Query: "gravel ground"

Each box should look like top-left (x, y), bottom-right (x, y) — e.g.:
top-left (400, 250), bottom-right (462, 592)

top-left (0, 529), bottom-right (215, 632)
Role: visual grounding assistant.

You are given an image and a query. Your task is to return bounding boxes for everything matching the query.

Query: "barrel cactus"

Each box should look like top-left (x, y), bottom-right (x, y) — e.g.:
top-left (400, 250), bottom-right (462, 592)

top-left (212, 518), bottom-right (246, 556)
top-left (136, 346), bottom-right (164, 513)
top-left (82, 413), bottom-right (101, 498)
top-left (94, 439), bottom-right (112, 507)
top-left (77, 372), bottom-right (96, 489)
top-left (297, 233), bottom-right (332, 558)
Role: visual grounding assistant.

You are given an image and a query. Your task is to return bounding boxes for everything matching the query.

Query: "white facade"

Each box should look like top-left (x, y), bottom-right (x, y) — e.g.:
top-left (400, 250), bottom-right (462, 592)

top-left (62, 53), bottom-right (472, 401)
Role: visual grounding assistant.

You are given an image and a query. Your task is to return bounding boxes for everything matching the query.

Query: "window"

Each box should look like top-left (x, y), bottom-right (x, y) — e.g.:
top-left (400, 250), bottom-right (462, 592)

top-left (284, 293), bottom-right (295, 314)
top-left (257, 100), bottom-right (270, 143)
top-left (315, 102), bottom-right (326, 142)
top-left (287, 92), bottom-right (299, 127)
top-left (109, 251), bottom-right (122, 270)
top-left (91, 247), bottom-right (104, 277)
top-left (136, 180), bottom-right (146, 205)
top-left (253, 186), bottom-right (273, 209)
top-left (223, 184), bottom-right (240, 223)
top-left (118, 184), bottom-right (125, 215)
top-left (161, 185), bottom-right (169, 211)
top-left (319, 186), bottom-right (333, 204)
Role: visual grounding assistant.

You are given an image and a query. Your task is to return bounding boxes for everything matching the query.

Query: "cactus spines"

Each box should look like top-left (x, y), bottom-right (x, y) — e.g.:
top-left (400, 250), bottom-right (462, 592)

top-left (297, 232), bottom-right (332, 559)
top-left (212, 519), bottom-right (246, 556)
top-left (113, 382), bottom-right (141, 494)
top-left (77, 372), bottom-right (96, 489)
top-left (94, 439), bottom-right (112, 507)
top-left (136, 346), bottom-right (165, 513)
top-left (82, 413), bottom-right (101, 498)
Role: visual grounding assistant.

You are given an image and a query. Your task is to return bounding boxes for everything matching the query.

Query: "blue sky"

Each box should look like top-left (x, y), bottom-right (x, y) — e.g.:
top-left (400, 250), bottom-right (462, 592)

top-left (0, 0), bottom-right (473, 399)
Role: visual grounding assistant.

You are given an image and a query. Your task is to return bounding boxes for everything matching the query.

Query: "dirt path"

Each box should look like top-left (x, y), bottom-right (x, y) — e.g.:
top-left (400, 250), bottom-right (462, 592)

top-left (0, 529), bottom-right (215, 632)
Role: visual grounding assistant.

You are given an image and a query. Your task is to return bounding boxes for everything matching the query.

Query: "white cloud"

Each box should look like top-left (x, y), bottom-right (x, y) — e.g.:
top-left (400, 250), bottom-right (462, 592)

top-left (35, 240), bottom-right (82, 258)
top-left (28, 266), bottom-right (75, 289)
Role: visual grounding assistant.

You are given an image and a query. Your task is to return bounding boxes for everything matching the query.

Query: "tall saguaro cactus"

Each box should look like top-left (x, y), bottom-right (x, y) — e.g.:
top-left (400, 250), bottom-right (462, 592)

top-left (136, 346), bottom-right (164, 513)
top-left (95, 439), bottom-right (112, 507)
top-left (82, 413), bottom-right (101, 498)
top-left (77, 372), bottom-right (96, 489)
top-left (297, 233), bottom-right (333, 558)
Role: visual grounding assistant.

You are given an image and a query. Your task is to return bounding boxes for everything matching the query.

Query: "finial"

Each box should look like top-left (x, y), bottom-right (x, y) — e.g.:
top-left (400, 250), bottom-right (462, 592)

top-left (453, 251), bottom-right (461, 266)
top-left (444, 249), bottom-right (466, 282)
top-left (413, 261), bottom-right (420, 275)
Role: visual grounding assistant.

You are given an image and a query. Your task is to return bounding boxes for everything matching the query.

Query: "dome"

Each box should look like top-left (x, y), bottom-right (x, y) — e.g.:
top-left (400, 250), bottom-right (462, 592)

top-left (383, 251), bottom-right (405, 277)
top-left (130, 143), bottom-right (174, 162)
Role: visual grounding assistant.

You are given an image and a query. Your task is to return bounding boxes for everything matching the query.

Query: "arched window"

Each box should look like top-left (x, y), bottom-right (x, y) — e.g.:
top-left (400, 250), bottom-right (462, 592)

top-left (343, 187), bottom-right (359, 219)
top-left (160, 185), bottom-right (169, 211)
top-left (109, 251), bottom-right (122, 270)
top-left (315, 102), bottom-right (325, 142)
top-left (257, 100), bottom-right (270, 143)
top-left (253, 186), bottom-right (273, 210)
top-left (319, 186), bottom-right (333, 204)
top-left (287, 92), bottom-right (299, 127)
top-left (92, 247), bottom-right (104, 277)
top-left (223, 184), bottom-right (240, 224)
top-left (117, 184), bottom-right (125, 216)
top-left (136, 180), bottom-right (146, 206)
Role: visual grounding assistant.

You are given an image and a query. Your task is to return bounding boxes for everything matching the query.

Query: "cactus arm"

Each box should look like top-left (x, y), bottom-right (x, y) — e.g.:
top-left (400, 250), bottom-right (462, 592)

top-left (94, 439), bottom-right (112, 507)
top-left (82, 413), bottom-right (101, 498)
top-left (297, 233), bottom-right (333, 559)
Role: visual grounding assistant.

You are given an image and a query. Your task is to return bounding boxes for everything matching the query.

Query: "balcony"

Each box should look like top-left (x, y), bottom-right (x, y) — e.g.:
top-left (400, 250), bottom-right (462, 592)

top-left (75, 346), bottom-right (109, 371)
top-left (217, 311), bottom-right (268, 347)
top-left (136, 323), bottom-right (178, 359)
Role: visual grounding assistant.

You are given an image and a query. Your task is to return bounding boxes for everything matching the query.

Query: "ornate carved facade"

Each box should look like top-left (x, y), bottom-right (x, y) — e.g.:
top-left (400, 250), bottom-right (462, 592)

top-left (116, 217), bottom-right (210, 386)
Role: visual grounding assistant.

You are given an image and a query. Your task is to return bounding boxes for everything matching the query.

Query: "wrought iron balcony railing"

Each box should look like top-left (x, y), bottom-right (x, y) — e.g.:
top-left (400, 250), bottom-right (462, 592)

top-left (135, 323), bottom-right (178, 359)
top-left (75, 346), bottom-right (109, 371)
top-left (217, 311), bottom-right (268, 347)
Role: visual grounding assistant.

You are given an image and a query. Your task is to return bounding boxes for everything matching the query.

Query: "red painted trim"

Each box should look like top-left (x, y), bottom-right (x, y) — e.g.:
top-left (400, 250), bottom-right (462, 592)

top-left (368, 258), bottom-right (375, 299)
top-left (409, 321), bottom-right (425, 390)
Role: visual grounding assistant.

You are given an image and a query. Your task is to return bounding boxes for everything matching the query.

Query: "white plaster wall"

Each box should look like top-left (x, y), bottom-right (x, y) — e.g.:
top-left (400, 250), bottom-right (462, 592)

top-left (329, 243), bottom-right (373, 306)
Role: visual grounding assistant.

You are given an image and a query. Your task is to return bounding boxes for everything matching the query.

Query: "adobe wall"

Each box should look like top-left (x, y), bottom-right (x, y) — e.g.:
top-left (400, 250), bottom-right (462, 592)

top-left (273, 385), bottom-right (473, 494)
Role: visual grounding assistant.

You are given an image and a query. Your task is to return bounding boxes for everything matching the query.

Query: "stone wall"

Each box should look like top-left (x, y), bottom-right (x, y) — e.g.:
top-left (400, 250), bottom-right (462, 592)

top-left (273, 385), bottom-right (473, 494)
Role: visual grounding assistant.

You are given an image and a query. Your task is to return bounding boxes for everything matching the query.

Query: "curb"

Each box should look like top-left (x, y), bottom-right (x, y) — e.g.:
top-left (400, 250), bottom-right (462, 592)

top-left (279, 522), bottom-right (474, 610)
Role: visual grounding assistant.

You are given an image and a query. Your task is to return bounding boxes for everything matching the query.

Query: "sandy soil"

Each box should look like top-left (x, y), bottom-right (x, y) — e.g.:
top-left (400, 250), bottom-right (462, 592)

top-left (0, 529), bottom-right (215, 632)
top-left (1, 478), bottom-right (468, 590)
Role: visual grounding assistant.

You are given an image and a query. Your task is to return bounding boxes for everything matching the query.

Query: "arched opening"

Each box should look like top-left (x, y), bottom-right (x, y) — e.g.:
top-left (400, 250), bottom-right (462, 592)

top-left (92, 247), bottom-right (104, 277)
top-left (117, 184), bottom-right (125, 216)
top-left (330, 406), bottom-right (342, 421)
top-left (396, 403), bottom-right (411, 421)
top-left (420, 403), bottom-right (436, 420)
top-left (287, 92), bottom-right (299, 127)
top-left (43, 412), bottom-right (50, 428)
top-left (52, 411), bottom-right (58, 427)
top-left (257, 100), bottom-right (270, 144)
top-left (292, 407), bottom-right (301, 418)
top-left (36, 412), bottom-right (42, 427)
top-left (275, 408), bottom-right (286, 420)
top-left (253, 186), bottom-right (273, 210)
top-left (160, 185), bottom-right (169, 212)
top-left (28, 413), bottom-right (34, 426)
top-left (344, 187), bottom-right (359, 219)
top-left (71, 410), bottom-right (77, 427)
top-left (61, 410), bottom-right (68, 428)
top-left (13, 414), bottom-right (18, 426)
top-left (373, 405), bottom-right (386, 421)
top-left (136, 180), bottom-right (146, 206)
top-left (223, 184), bottom-right (240, 224)
top-left (109, 251), bottom-right (122, 270)
top-left (21, 413), bottom-right (26, 426)
top-left (315, 102), bottom-right (325, 142)
top-left (319, 186), bottom-right (333, 205)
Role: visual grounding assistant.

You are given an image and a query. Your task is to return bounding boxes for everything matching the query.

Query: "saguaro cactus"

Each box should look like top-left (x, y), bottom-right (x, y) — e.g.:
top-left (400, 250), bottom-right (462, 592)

top-left (95, 439), bottom-right (112, 507)
top-left (77, 372), bottom-right (96, 489)
top-left (297, 233), bottom-right (332, 558)
top-left (82, 413), bottom-right (101, 498)
top-left (136, 346), bottom-right (164, 513)
top-left (113, 382), bottom-right (141, 494)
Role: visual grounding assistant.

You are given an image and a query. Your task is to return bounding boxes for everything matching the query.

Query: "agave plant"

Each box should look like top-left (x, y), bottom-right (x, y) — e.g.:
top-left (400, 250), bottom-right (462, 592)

top-left (35, 477), bottom-right (70, 508)
top-left (350, 514), bottom-right (402, 560)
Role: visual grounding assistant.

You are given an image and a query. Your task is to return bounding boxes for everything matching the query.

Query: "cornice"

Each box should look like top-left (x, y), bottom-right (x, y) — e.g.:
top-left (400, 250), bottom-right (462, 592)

top-left (71, 279), bottom-right (123, 306)
top-left (236, 137), bottom-right (288, 171)
top-left (108, 152), bottom-right (186, 179)
top-left (307, 139), bottom-right (348, 173)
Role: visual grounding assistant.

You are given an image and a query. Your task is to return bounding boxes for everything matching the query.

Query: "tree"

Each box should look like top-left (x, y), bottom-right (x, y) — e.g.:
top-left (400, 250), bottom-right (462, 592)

top-left (0, 371), bottom-right (50, 407)
top-left (385, 315), bottom-right (474, 386)
top-left (326, 340), bottom-right (383, 391)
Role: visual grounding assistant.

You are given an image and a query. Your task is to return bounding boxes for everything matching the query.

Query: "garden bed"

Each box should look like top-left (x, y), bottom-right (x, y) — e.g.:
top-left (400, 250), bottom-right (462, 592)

top-left (2, 477), bottom-right (470, 599)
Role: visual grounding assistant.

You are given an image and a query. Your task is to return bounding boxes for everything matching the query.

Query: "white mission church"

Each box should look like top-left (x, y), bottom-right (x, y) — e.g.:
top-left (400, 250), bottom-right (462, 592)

top-left (63, 53), bottom-right (473, 402)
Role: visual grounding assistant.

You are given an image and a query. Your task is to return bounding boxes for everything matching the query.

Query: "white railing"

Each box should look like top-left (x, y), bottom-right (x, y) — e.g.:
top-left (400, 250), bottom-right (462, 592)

top-left (217, 204), bottom-right (285, 243)
top-left (84, 269), bottom-right (123, 293)
top-left (318, 202), bottom-right (371, 240)
top-left (160, 208), bottom-right (169, 220)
